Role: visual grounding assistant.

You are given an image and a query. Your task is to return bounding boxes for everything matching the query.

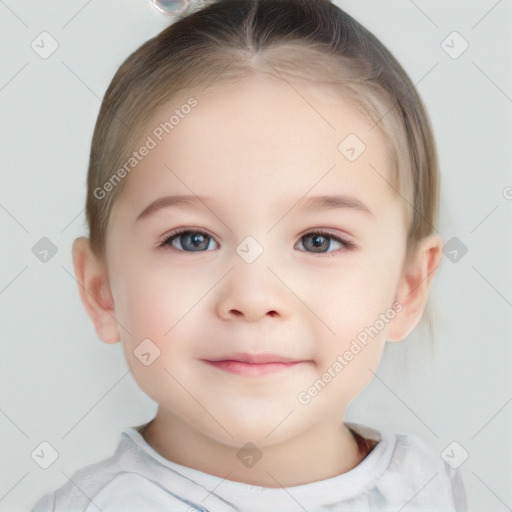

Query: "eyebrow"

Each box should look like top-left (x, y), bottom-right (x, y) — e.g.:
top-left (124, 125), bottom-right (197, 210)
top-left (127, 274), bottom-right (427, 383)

top-left (135, 193), bottom-right (373, 221)
top-left (297, 194), bottom-right (373, 217)
top-left (136, 195), bottom-right (213, 221)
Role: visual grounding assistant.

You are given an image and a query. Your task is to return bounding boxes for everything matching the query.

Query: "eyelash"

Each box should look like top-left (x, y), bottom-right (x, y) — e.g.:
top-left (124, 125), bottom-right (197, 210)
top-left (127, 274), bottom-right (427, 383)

top-left (157, 228), bottom-right (355, 257)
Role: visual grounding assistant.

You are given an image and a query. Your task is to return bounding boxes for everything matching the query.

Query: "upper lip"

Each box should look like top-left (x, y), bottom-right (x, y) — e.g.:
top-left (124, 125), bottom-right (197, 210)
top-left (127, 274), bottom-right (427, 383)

top-left (204, 352), bottom-right (303, 364)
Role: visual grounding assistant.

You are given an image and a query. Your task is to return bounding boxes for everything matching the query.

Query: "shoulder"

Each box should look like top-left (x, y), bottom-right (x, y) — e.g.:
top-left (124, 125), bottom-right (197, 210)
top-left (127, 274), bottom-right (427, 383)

top-left (31, 443), bottom-right (125, 512)
top-left (375, 430), bottom-right (469, 511)
top-left (30, 430), bottom-right (176, 512)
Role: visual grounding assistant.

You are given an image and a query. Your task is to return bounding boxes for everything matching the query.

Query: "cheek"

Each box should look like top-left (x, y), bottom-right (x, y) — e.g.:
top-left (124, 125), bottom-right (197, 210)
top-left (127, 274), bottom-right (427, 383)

top-left (109, 260), bottom-right (176, 343)
top-left (111, 262), bottom-right (198, 401)
top-left (112, 257), bottom-right (217, 352)
top-left (307, 274), bottom-right (392, 409)
top-left (305, 248), bottom-right (404, 386)
top-left (308, 255), bottom-right (402, 337)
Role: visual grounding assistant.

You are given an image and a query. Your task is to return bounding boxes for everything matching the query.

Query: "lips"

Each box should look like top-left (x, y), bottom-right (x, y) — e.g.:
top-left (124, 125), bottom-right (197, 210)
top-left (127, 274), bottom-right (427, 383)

top-left (202, 352), bottom-right (310, 377)
top-left (207, 352), bottom-right (298, 364)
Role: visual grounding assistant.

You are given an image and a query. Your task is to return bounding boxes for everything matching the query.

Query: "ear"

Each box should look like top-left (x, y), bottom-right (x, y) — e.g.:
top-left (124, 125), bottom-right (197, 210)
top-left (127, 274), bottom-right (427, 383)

top-left (386, 234), bottom-right (443, 342)
top-left (71, 237), bottom-right (120, 344)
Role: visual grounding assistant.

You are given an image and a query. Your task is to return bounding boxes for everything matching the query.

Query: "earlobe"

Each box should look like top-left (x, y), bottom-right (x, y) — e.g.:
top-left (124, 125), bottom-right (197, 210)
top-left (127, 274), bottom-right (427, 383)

top-left (386, 234), bottom-right (443, 342)
top-left (71, 237), bottom-right (121, 344)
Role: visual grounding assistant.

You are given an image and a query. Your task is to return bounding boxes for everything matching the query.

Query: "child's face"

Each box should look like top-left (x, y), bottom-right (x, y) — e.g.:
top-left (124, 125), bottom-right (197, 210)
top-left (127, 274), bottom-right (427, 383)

top-left (99, 74), bottom-right (421, 446)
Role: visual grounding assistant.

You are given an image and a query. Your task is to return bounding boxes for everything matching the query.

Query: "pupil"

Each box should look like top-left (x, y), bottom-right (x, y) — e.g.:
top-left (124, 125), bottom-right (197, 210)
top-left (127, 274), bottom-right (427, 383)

top-left (191, 234), bottom-right (204, 246)
top-left (309, 234), bottom-right (328, 251)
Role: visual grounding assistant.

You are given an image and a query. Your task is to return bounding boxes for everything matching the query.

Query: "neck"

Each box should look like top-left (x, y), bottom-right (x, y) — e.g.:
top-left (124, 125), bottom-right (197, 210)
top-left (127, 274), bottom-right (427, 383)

top-left (140, 409), bottom-right (365, 488)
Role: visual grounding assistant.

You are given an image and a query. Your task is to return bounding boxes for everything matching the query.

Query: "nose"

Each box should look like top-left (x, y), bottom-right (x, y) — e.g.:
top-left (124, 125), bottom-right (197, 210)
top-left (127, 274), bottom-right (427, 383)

top-left (215, 255), bottom-right (291, 323)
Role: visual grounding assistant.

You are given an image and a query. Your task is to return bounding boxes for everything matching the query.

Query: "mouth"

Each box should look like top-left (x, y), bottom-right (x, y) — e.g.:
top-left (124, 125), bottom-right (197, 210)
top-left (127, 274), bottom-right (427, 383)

top-left (202, 352), bottom-right (311, 377)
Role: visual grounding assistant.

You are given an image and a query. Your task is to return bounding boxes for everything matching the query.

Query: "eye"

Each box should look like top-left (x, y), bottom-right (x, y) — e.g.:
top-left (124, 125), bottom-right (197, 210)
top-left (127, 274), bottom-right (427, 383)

top-left (296, 230), bottom-right (354, 255)
top-left (158, 229), bottom-right (354, 255)
top-left (159, 229), bottom-right (218, 252)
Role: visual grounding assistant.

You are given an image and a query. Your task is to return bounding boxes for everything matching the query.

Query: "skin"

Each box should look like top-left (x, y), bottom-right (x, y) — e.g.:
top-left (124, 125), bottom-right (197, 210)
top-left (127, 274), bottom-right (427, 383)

top-left (72, 73), bottom-right (442, 488)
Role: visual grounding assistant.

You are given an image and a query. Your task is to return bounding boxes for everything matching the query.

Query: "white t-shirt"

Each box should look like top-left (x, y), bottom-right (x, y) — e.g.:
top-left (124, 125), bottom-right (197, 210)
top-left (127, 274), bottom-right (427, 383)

top-left (31, 423), bottom-right (468, 511)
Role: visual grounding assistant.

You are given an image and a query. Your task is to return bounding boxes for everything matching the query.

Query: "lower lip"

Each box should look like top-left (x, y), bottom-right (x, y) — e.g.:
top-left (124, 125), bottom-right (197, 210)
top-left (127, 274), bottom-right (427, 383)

top-left (203, 360), bottom-right (303, 376)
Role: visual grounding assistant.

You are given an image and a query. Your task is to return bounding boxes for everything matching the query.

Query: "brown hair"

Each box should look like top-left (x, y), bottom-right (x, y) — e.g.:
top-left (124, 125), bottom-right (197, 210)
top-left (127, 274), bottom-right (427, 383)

top-left (86, 0), bottom-right (439, 265)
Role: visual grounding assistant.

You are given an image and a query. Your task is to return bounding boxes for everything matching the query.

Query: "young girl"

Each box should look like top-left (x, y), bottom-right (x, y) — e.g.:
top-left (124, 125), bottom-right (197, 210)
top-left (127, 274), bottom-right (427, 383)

top-left (33, 0), bottom-right (468, 510)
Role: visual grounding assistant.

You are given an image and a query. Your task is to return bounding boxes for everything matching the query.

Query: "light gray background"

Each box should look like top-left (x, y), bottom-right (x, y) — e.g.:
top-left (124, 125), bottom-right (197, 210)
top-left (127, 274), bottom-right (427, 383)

top-left (1, 1), bottom-right (511, 510)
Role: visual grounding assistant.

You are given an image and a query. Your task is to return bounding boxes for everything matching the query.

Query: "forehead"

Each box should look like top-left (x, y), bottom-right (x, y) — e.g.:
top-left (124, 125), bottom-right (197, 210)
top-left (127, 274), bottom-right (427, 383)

top-left (112, 73), bottom-right (402, 224)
